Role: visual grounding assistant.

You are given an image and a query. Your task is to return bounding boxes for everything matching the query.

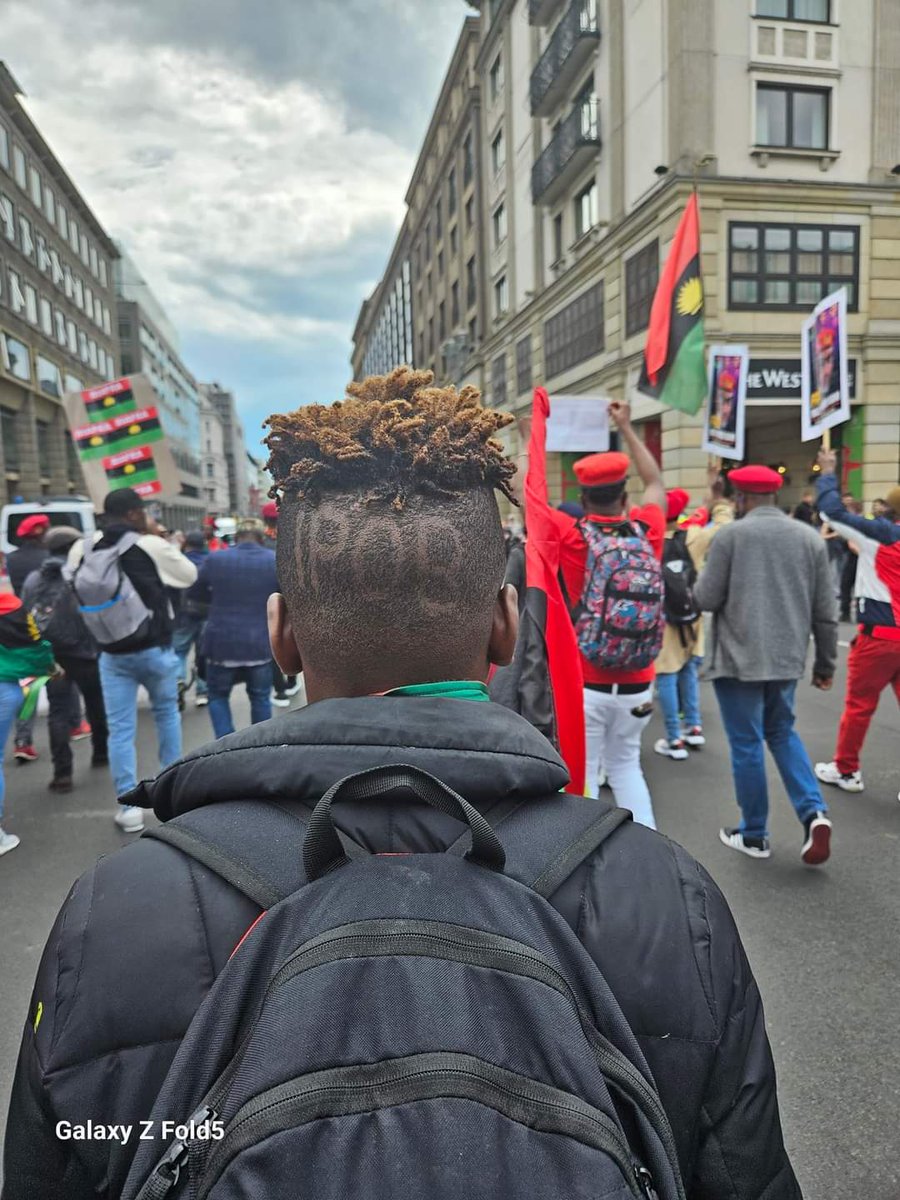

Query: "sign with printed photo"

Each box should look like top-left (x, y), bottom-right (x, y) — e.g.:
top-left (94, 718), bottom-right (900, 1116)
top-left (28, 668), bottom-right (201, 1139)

top-left (63, 374), bottom-right (180, 508)
top-left (702, 345), bottom-right (748, 462)
top-left (801, 288), bottom-right (850, 442)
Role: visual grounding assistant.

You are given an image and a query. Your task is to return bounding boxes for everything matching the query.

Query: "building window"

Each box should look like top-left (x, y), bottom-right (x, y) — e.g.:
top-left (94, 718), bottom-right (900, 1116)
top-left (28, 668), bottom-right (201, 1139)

top-left (463, 131), bottom-right (474, 186)
top-left (491, 129), bottom-right (505, 175)
top-left (450, 225), bottom-right (458, 255)
top-left (39, 296), bottom-right (52, 336)
top-left (465, 196), bottom-right (475, 229)
top-left (466, 256), bottom-right (477, 308)
top-left (425, 221), bottom-right (431, 258)
top-left (516, 334), bottom-right (532, 395)
top-left (29, 165), bottom-right (41, 208)
top-left (426, 271), bottom-right (432, 296)
top-left (55, 309), bottom-right (67, 347)
top-left (36, 233), bottom-right (51, 273)
top-left (438, 300), bottom-right (446, 341)
top-left (574, 181), bottom-right (598, 239)
top-left (74, 276), bottom-right (84, 310)
top-left (0, 123), bottom-right (8, 171)
top-left (491, 353), bottom-right (507, 407)
top-left (493, 202), bottom-right (507, 247)
top-left (494, 274), bottom-right (509, 317)
top-left (78, 329), bottom-right (88, 364)
top-left (69, 217), bottom-right (79, 256)
top-left (35, 420), bottom-right (51, 470)
top-left (8, 268), bottom-right (25, 315)
top-left (0, 193), bottom-right (14, 242)
top-left (44, 185), bottom-right (55, 226)
top-left (490, 54), bottom-right (504, 101)
top-left (58, 201), bottom-right (68, 241)
top-left (757, 0), bottom-right (830, 19)
top-left (12, 143), bottom-right (26, 189)
top-left (552, 213), bottom-right (564, 264)
top-left (2, 332), bottom-right (31, 381)
top-left (90, 245), bottom-right (99, 277)
top-left (544, 282), bottom-right (605, 378)
top-left (756, 84), bottom-right (828, 150)
top-left (728, 222), bottom-right (858, 309)
top-left (437, 250), bottom-right (444, 278)
top-left (36, 357), bottom-right (61, 398)
top-left (451, 280), bottom-right (460, 327)
top-left (99, 258), bottom-right (107, 287)
top-left (448, 167), bottom-right (457, 215)
top-left (625, 239), bottom-right (659, 337)
top-left (18, 213), bottom-right (34, 259)
top-left (24, 283), bottom-right (38, 326)
top-left (50, 249), bottom-right (63, 288)
top-left (435, 198), bottom-right (442, 241)
top-left (80, 232), bottom-right (89, 265)
top-left (66, 318), bottom-right (76, 356)
top-left (1, 407), bottom-right (19, 471)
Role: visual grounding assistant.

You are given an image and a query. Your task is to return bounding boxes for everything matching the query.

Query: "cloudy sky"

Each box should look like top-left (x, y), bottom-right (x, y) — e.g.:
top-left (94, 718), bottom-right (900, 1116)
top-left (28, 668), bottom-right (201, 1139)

top-left (4, 0), bottom-right (470, 457)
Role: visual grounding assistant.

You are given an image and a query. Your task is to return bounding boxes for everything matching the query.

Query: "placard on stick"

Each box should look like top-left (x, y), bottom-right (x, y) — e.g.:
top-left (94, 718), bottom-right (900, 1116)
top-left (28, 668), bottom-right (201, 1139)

top-left (63, 375), bottom-right (181, 509)
top-left (701, 346), bottom-right (749, 462)
top-left (801, 288), bottom-right (850, 443)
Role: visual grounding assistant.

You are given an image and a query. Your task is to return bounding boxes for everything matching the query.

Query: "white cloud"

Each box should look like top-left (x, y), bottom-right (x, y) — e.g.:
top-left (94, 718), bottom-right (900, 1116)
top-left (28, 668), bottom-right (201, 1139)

top-left (5, 1), bottom-right (413, 347)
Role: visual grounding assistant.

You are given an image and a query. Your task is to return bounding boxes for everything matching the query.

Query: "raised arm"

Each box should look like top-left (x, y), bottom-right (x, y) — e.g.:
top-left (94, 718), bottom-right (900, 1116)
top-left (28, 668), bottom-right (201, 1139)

top-left (608, 400), bottom-right (665, 512)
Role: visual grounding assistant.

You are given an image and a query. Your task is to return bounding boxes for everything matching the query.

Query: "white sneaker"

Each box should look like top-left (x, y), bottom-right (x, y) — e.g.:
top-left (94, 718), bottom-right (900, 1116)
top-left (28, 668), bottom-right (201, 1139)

top-left (654, 737), bottom-right (689, 761)
top-left (683, 727), bottom-right (706, 748)
top-left (271, 695), bottom-right (291, 708)
top-left (195, 694), bottom-right (209, 707)
top-left (284, 679), bottom-right (302, 697)
top-left (814, 761), bottom-right (864, 793)
top-left (115, 804), bottom-right (145, 833)
top-left (0, 828), bottom-right (20, 855)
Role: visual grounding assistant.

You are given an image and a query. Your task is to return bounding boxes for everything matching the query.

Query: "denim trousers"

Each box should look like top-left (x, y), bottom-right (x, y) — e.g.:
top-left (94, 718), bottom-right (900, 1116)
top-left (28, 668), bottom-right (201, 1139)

top-left (0, 681), bottom-right (22, 821)
top-left (713, 677), bottom-right (826, 839)
top-left (206, 662), bottom-right (273, 739)
top-left (98, 645), bottom-right (182, 799)
top-left (172, 614), bottom-right (207, 696)
top-left (656, 656), bottom-right (703, 741)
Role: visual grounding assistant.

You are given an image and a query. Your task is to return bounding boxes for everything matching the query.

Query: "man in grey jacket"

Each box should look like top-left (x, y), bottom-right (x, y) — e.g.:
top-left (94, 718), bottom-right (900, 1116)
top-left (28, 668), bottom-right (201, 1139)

top-left (694, 464), bottom-right (837, 865)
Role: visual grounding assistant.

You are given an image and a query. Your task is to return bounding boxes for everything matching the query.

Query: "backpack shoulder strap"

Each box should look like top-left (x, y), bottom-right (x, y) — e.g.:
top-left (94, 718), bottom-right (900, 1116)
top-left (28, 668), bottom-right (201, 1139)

top-left (448, 793), bottom-right (631, 898)
top-left (142, 800), bottom-right (367, 909)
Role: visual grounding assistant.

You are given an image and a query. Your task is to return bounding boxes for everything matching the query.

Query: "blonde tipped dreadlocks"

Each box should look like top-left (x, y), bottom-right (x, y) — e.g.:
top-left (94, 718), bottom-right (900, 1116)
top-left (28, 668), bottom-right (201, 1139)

top-left (264, 367), bottom-right (517, 508)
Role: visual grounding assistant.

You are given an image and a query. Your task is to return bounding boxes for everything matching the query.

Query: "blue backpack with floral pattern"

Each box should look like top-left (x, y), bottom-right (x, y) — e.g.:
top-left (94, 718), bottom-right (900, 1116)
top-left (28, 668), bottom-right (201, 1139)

top-left (573, 520), bottom-right (665, 671)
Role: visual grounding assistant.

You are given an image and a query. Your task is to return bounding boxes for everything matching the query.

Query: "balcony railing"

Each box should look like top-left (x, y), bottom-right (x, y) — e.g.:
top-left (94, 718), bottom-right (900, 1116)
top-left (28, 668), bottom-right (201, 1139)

top-left (532, 98), bottom-right (601, 205)
top-left (531, 0), bottom-right (601, 117)
top-left (529, 0), bottom-right (561, 25)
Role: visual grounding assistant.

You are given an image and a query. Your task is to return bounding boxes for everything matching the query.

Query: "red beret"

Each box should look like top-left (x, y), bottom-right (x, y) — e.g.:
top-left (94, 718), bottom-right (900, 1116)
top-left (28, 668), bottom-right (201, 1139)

top-left (666, 488), bottom-right (690, 522)
top-left (18, 514), bottom-right (51, 538)
top-left (573, 451), bottom-right (630, 488)
top-left (728, 465), bottom-right (784, 495)
top-left (261, 500), bottom-right (278, 521)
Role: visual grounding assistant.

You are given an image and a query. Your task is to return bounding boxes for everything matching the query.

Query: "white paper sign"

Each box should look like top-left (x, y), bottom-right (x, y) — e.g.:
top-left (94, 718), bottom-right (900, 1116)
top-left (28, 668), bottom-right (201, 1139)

top-left (545, 395), bottom-right (610, 452)
top-left (702, 346), bottom-right (749, 462)
top-left (801, 288), bottom-right (850, 442)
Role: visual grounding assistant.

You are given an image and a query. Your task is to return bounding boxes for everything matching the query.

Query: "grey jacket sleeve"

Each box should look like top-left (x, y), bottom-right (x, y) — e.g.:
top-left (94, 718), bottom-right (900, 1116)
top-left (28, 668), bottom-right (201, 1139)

top-left (692, 528), bottom-right (733, 614)
top-left (810, 539), bottom-right (838, 679)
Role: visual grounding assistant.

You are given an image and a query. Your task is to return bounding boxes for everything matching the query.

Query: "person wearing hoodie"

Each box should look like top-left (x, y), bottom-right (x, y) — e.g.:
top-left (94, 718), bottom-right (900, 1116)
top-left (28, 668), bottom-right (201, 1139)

top-left (4, 369), bottom-right (799, 1199)
top-left (0, 592), bottom-right (55, 854)
top-left (21, 527), bottom-right (108, 793)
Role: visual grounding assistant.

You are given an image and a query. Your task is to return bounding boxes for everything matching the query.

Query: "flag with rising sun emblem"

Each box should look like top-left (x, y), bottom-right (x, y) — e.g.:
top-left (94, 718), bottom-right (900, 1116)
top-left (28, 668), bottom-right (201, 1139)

top-left (637, 192), bottom-right (706, 415)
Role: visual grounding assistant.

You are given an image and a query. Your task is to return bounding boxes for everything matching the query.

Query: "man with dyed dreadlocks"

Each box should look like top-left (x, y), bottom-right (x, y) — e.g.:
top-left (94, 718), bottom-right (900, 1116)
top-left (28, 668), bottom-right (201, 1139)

top-left (4, 370), bottom-right (799, 1200)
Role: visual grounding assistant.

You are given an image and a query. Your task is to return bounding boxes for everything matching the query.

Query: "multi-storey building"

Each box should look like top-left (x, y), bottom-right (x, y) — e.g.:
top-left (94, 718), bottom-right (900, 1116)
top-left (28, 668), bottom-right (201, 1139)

top-left (114, 247), bottom-right (205, 530)
top-left (353, 1), bottom-right (900, 508)
top-left (0, 62), bottom-right (119, 505)
top-left (199, 391), bottom-right (230, 515)
top-left (199, 382), bottom-right (250, 515)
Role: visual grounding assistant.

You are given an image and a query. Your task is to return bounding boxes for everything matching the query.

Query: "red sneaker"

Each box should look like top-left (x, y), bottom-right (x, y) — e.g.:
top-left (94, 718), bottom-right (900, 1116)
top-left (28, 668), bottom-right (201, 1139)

top-left (70, 720), bottom-right (92, 741)
top-left (14, 745), bottom-right (39, 763)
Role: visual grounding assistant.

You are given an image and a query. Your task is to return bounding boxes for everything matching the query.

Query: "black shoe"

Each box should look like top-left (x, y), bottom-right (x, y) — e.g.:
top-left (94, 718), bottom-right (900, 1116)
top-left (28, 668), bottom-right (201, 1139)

top-left (48, 777), bottom-right (73, 793)
top-left (91, 755), bottom-right (109, 768)
top-left (801, 813), bottom-right (832, 866)
top-left (719, 827), bottom-right (771, 858)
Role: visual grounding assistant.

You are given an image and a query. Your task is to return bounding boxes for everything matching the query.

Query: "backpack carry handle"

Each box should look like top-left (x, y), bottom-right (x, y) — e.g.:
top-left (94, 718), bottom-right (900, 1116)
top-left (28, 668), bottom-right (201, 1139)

top-left (303, 764), bottom-right (507, 882)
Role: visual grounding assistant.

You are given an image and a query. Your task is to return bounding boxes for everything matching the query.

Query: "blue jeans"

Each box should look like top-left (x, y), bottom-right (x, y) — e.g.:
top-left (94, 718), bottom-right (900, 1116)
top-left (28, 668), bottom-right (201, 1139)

top-left (172, 614), bottom-right (207, 696)
top-left (657, 656), bottom-right (702, 741)
top-left (206, 662), bottom-right (272, 739)
top-left (713, 678), bottom-right (826, 838)
top-left (0, 681), bottom-right (22, 821)
top-left (99, 646), bottom-right (182, 799)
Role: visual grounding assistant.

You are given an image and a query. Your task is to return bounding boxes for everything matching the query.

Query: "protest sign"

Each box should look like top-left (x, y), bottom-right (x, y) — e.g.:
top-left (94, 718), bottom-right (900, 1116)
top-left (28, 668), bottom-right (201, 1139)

top-left (545, 395), bottom-right (610, 452)
top-left (702, 346), bottom-right (748, 462)
top-left (801, 289), bottom-right (850, 442)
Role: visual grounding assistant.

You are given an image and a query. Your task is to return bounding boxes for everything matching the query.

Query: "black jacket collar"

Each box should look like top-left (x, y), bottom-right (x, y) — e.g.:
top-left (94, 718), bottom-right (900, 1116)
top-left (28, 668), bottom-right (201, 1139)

top-left (136, 697), bottom-right (569, 821)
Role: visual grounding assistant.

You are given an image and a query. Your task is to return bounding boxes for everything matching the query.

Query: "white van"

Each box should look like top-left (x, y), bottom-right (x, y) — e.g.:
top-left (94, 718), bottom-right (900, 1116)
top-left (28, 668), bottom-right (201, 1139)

top-left (1, 497), bottom-right (97, 557)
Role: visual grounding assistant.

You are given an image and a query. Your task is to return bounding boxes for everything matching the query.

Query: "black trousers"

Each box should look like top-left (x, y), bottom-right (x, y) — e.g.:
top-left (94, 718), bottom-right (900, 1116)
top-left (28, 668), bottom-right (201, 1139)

top-left (47, 656), bottom-right (109, 779)
top-left (840, 553), bottom-right (858, 620)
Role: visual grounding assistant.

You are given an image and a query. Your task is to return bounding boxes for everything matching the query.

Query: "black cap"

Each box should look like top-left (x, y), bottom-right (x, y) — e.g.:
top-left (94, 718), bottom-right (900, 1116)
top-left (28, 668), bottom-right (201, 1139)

top-left (103, 488), bottom-right (145, 517)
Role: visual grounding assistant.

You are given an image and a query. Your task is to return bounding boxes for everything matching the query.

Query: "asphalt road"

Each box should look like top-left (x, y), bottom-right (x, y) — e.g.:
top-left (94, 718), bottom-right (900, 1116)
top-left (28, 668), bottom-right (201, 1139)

top-left (0, 633), bottom-right (897, 1197)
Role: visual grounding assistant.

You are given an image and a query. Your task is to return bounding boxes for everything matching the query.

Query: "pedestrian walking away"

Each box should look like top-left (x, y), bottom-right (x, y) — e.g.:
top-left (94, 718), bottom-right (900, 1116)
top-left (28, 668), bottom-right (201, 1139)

top-left (654, 474), bottom-right (733, 761)
top-left (814, 453), bottom-right (900, 795)
top-left (0, 592), bottom-right (55, 856)
top-left (195, 517), bottom-right (279, 737)
top-left (4, 369), bottom-right (800, 1200)
top-left (172, 529), bottom-right (210, 707)
top-left (21, 526), bottom-right (108, 792)
top-left (545, 401), bottom-right (667, 828)
top-left (694, 463), bottom-right (838, 864)
top-left (66, 487), bottom-right (197, 833)
top-left (262, 501), bottom-right (301, 706)
top-left (6, 512), bottom-right (51, 764)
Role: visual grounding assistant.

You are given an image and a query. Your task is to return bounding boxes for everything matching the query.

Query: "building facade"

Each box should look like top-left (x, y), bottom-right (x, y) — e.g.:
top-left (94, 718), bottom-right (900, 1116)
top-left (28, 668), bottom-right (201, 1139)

top-left (353, 0), bottom-right (900, 509)
top-left (199, 382), bottom-right (250, 515)
top-left (199, 391), bottom-right (230, 515)
top-left (114, 247), bottom-right (205, 530)
top-left (0, 62), bottom-right (118, 505)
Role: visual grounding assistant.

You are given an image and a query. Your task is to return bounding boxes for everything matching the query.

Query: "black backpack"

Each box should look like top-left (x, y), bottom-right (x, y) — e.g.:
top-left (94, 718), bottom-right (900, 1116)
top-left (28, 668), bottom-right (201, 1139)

top-left (27, 559), bottom-right (94, 657)
top-left (124, 767), bottom-right (685, 1200)
top-left (661, 531), bottom-right (699, 627)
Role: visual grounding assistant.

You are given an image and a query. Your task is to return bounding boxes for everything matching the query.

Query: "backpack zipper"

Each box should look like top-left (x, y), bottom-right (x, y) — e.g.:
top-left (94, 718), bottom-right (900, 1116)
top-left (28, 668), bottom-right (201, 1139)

top-left (147, 920), bottom-right (682, 1200)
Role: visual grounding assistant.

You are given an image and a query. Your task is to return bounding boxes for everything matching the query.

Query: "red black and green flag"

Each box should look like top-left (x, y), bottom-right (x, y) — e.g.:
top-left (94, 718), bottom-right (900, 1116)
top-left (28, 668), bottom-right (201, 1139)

top-left (521, 388), bottom-right (585, 795)
top-left (637, 192), bottom-right (706, 415)
top-left (72, 407), bottom-right (163, 461)
top-left (82, 378), bottom-right (137, 423)
top-left (103, 445), bottom-right (161, 492)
